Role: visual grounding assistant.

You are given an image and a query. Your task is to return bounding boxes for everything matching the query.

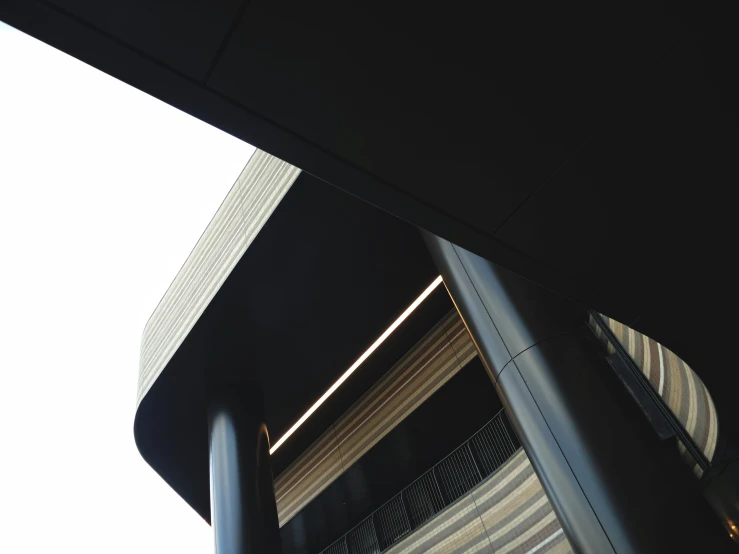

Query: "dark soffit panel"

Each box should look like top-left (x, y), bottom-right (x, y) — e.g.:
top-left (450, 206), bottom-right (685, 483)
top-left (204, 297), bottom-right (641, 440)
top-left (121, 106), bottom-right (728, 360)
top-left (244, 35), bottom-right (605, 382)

top-left (206, 0), bottom-right (686, 237)
top-left (49, 0), bottom-right (243, 80)
top-left (0, 1), bottom-right (717, 356)
top-left (494, 28), bottom-right (739, 439)
top-left (133, 172), bottom-right (445, 522)
top-left (496, 30), bottom-right (736, 292)
top-left (206, 0), bottom-right (597, 236)
top-left (232, 174), bottom-right (442, 441)
top-left (3, 0), bottom-right (738, 448)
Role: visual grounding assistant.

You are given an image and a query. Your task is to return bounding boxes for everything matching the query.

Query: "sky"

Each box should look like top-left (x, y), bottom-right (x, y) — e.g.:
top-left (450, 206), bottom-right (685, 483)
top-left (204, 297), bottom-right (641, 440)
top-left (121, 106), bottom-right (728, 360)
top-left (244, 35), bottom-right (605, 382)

top-left (0, 21), bottom-right (255, 553)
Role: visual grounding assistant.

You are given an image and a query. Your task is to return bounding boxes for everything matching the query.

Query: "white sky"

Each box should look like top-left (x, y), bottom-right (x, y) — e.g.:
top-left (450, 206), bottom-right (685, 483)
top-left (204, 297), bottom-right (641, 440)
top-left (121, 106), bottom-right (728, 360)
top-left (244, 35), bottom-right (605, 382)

top-left (0, 21), bottom-right (255, 553)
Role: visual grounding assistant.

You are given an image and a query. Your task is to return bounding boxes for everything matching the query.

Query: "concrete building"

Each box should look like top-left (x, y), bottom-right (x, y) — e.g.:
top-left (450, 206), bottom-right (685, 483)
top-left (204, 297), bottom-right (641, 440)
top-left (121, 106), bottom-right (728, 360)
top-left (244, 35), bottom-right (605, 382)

top-left (134, 150), bottom-right (733, 553)
top-left (4, 2), bottom-right (737, 552)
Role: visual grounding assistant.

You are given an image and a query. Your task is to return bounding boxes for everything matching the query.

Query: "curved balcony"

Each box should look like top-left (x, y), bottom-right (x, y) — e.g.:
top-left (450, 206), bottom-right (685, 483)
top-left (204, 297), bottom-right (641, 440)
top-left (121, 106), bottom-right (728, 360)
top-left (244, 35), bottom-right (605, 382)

top-left (318, 410), bottom-right (571, 554)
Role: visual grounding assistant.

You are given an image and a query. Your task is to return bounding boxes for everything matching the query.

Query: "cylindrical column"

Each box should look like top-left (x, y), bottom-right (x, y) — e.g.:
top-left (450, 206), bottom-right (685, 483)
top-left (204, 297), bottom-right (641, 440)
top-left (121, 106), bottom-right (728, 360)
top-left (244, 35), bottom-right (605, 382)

top-left (423, 232), bottom-right (733, 553)
top-left (208, 384), bottom-right (281, 554)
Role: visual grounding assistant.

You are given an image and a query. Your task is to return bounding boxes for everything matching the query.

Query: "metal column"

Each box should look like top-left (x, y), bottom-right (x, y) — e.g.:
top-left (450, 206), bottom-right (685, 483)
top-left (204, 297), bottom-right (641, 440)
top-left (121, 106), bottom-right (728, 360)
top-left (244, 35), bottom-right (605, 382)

top-left (424, 232), bottom-right (733, 553)
top-left (208, 384), bottom-right (281, 554)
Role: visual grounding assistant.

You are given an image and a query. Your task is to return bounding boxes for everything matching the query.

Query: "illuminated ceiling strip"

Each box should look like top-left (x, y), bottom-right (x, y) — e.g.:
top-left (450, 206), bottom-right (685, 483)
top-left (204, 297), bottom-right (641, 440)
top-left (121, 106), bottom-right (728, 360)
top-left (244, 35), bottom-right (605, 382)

top-left (270, 275), bottom-right (444, 454)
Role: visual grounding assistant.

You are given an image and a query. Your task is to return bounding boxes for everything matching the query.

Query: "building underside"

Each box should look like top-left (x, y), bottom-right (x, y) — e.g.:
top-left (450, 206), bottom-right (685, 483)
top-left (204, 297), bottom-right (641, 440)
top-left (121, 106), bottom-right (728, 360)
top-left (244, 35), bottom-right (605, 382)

top-left (3, 2), bottom-right (737, 552)
top-left (130, 150), bottom-right (736, 552)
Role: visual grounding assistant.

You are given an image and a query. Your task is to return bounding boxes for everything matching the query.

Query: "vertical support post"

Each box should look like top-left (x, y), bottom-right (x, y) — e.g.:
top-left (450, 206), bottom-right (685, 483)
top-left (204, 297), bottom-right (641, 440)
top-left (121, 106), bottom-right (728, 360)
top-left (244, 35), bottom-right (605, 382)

top-left (399, 491), bottom-right (412, 535)
top-left (430, 467), bottom-right (444, 511)
top-left (208, 383), bottom-right (281, 554)
top-left (467, 443), bottom-right (483, 481)
top-left (423, 231), bottom-right (734, 554)
top-left (369, 515), bottom-right (381, 553)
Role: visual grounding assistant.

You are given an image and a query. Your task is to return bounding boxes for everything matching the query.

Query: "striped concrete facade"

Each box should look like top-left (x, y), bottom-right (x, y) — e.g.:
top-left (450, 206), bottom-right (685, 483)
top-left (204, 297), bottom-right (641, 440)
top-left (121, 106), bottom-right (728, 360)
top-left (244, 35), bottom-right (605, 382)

top-left (589, 313), bottom-right (719, 475)
top-left (385, 450), bottom-right (572, 554)
top-left (275, 309), bottom-right (478, 526)
top-left (137, 150), bottom-right (301, 405)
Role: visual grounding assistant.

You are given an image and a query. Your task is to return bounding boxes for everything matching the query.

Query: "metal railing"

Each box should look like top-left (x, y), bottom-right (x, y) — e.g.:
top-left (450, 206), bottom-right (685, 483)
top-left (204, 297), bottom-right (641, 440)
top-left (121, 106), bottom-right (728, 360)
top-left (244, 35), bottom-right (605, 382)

top-left (318, 409), bottom-right (520, 554)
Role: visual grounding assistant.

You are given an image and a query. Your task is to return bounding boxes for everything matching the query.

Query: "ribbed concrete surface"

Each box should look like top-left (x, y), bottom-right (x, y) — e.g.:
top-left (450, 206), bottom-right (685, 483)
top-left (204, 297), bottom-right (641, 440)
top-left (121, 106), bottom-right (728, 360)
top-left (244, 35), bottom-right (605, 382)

top-left (138, 150), bottom-right (300, 405)
top-left (386, 450), bottom-right (572, 554)
top-left (590, 313), bottom-right (718, 475)
top-left (275, 309), bottom-right (478, 526)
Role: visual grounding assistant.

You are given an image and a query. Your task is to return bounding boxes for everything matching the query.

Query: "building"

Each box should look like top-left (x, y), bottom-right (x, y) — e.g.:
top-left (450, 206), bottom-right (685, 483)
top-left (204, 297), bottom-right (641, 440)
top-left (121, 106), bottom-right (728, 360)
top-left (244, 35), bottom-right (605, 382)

top-left (3, 2), bottom-right (736, 552)
top-left (134, 151), bottom-right (734, 553)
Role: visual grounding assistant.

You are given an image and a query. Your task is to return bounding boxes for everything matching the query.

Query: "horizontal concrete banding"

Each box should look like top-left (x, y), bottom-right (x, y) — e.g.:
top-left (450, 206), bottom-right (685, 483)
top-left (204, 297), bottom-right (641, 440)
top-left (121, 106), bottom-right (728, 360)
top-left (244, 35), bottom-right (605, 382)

top-left (589, 313), bottom-right (718, 474)
top-left (275, 309), bottom-right (477, 526)
top-left (137, 150), bottom-right (300, 405)
top-left (386, 449), bottom-right (572, 554)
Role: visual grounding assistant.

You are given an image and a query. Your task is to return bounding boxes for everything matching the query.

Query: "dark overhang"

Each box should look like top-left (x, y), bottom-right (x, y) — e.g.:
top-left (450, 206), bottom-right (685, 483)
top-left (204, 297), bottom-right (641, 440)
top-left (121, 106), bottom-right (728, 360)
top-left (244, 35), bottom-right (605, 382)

top-left (133, 151), bottom-right (453, 520)
top-left (3, 0), bottom-right (736, 479)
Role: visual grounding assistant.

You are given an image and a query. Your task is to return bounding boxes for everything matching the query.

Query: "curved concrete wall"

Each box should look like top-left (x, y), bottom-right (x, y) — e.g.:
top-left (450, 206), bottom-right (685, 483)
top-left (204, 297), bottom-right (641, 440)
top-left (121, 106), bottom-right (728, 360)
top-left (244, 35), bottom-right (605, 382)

top-left (386, 450), bottom-right (572, 554)
top-left (137, 150), bottom-right (300, 405)
top-left (590, 313), bottom-right (719, 475)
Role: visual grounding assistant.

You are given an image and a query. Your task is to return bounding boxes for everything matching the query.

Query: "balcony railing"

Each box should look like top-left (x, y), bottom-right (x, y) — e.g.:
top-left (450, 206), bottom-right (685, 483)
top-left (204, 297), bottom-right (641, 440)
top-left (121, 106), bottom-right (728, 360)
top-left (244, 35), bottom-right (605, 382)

top-left (319, 409), bottom-right (521, 554)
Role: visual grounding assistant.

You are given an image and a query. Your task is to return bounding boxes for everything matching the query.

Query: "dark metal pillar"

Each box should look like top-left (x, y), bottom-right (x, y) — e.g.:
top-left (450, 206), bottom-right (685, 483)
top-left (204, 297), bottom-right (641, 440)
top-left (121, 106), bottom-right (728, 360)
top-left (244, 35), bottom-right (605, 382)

top-left (423, 232), bottom-right (733, 553)
top-left (208, 384), bottom-right (281, 554)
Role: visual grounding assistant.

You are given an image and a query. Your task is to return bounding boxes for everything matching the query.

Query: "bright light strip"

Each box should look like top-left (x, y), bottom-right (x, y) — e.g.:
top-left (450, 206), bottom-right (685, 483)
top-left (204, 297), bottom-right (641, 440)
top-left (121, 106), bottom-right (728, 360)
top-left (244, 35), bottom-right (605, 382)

top-left (270, 275), bottom-right (444, 454)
